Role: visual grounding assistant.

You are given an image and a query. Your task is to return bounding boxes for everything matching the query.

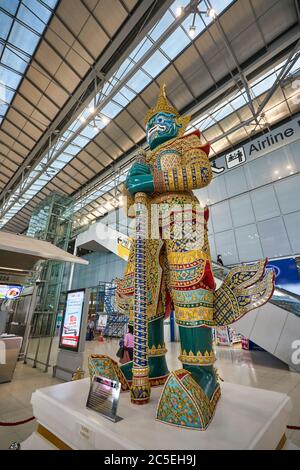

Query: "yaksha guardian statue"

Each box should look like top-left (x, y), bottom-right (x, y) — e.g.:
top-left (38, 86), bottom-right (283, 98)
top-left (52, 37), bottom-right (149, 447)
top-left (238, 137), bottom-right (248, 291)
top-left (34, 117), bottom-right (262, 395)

top-left (89, 85), bottom-right (274, 430)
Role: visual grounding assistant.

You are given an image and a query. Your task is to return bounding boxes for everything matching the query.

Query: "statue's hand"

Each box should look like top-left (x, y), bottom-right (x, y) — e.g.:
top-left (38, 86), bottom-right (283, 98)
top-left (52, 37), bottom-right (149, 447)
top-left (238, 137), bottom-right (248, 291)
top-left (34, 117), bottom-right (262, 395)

top-left (126, 173), bottom-right (154, 196)
top-left (128, 162), bottom-right (151, 177)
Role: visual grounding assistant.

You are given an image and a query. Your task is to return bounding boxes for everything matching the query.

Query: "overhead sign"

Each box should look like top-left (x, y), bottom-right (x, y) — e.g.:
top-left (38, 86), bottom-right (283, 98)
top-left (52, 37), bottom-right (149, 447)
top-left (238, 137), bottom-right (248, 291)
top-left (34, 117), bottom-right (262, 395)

top-left (211, 116), bottom-right (300, 175)
top-left (225, 147), bottom-right (246, 169)
top-left (59, 289), bottom-right (85, 352)
top-left (0, 284), bottom-right (23, 300)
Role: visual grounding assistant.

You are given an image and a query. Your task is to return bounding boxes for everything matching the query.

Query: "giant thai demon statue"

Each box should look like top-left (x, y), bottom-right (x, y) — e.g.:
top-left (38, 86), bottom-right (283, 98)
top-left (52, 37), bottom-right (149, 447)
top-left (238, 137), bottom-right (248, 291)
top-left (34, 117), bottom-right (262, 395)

top-left (89, 85), bottom-right (274, 430)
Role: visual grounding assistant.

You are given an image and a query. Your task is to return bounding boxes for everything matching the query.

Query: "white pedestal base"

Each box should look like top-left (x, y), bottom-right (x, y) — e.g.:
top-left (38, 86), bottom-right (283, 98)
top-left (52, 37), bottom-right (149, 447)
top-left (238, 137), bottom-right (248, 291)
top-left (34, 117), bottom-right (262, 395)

top-left (26, 378), bottom-right (292, 450)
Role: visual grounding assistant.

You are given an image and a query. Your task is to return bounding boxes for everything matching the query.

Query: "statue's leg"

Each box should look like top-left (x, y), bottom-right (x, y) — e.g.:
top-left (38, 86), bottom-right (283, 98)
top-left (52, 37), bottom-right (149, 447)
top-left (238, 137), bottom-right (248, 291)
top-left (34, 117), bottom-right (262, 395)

top-left (117, 239), bottom-right (169, 386)
top-left (156, 243), bottom-right (220, 429)
top-left (178, 325), bottom-right (218, 399)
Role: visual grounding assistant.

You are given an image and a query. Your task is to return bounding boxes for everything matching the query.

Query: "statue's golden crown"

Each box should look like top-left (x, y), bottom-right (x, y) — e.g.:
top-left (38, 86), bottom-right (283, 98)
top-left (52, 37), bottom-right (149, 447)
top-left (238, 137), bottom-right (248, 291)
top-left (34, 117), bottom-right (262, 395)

top-left (144, 84), bottom-right (179, 125)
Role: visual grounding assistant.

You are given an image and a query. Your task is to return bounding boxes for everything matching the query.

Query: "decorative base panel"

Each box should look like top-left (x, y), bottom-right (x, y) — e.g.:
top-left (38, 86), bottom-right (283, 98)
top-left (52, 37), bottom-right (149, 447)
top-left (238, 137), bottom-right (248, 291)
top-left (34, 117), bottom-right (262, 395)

top-left (156, 369), bottom-right (221, 430)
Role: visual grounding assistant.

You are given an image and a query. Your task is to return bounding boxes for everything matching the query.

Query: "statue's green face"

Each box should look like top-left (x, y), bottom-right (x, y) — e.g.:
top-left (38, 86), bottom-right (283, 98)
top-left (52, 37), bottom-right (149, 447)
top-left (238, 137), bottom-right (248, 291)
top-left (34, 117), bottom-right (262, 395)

top-left (146, 112), bottom-right (180, 150)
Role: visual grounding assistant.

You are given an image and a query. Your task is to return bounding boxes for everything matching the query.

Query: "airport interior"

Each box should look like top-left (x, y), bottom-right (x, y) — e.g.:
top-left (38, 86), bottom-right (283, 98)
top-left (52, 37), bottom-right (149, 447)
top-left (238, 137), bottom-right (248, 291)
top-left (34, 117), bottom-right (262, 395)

top-left (0, 0), bottom-right (300, 452)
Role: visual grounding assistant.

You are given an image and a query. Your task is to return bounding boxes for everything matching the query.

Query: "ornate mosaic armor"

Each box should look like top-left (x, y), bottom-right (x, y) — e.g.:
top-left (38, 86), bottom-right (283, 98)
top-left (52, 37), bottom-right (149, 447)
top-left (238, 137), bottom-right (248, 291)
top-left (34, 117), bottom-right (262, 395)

top-left (90, 85), bottom-right (275, 430)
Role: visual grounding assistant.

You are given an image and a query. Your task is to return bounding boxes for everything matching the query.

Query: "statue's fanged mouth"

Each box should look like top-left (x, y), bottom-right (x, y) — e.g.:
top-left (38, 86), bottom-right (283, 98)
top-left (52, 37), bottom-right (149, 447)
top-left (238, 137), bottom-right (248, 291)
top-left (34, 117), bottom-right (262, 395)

top-left (148, 124), bottom-right (166, 137)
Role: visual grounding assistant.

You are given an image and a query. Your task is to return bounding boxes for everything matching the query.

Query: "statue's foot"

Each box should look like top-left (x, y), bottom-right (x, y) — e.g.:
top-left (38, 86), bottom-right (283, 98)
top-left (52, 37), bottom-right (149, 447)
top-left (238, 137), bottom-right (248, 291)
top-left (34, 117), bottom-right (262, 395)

top-left (88, 354), bottom-right (130, 391)
top-left (156, 369), bottom-right (221, 430)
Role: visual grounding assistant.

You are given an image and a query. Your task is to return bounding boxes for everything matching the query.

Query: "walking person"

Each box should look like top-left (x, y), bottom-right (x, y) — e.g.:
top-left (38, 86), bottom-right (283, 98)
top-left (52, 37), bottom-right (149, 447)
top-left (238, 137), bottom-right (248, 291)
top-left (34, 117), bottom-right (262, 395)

top-left (119, 324), bottom-right (134, 363)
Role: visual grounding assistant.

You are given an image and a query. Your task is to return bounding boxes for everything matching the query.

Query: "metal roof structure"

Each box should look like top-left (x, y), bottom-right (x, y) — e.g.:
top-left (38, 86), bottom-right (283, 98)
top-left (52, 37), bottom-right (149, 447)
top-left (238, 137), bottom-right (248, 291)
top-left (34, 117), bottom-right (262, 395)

top-left (0, 0), bottom-right (299, 234)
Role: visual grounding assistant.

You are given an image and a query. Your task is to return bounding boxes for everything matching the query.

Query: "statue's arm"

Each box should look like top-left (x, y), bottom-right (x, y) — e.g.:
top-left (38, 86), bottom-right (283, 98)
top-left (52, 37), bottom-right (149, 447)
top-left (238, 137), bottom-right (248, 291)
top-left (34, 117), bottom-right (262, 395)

top-left (152, 146), bottom-right (212, 192)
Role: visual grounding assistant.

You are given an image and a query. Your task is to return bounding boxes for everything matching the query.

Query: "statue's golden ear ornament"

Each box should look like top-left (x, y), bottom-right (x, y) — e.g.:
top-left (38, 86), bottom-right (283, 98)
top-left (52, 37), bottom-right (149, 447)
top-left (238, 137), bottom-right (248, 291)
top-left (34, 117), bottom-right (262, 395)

top-left (176, 115), bottom-right (191, 136)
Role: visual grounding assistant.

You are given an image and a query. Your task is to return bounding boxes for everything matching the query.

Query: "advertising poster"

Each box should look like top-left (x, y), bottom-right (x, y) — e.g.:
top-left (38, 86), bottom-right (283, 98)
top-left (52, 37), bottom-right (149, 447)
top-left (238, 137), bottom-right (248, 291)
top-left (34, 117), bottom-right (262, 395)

top-left (0, 284), bottom-right (23, 300)
top-left (216, 326), bottom-right (231, 346)
top-left (59, 289), bottom-right (85, 351)
top-left (266, 258), bottom-right (300, 296)
top-left (98, 314), bottom-right (108, 329)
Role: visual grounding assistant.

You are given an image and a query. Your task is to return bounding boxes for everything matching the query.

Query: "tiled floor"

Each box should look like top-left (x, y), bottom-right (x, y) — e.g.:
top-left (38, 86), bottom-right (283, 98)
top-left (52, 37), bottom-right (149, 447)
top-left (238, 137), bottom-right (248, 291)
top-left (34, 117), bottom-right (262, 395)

top-left (0, 339), bottom-right (299, 449)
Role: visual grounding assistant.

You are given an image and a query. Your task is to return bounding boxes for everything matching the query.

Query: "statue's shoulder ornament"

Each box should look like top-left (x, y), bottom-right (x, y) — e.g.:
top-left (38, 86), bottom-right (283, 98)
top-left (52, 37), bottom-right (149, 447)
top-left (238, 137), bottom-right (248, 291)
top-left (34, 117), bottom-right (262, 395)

top-left (178, 129), bottom-right (210, 156)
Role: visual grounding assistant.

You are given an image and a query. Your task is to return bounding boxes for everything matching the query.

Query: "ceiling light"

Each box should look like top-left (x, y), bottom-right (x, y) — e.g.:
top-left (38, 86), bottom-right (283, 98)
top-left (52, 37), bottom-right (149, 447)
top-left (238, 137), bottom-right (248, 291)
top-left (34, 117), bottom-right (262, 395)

top-left (188, 25), bottom-right (196, 38)
top-left (274, 170), bottom-right (279, 174)
top-left (89, 105), bottom-right (95, 114)
top-left (93, 124), bottom-right (99, 132)
top-left (80, 116), bottom-right (86, 123)
top-left (207, 7), bottom-right (216, 18)
top-left (287, 165), bottom-right (291, 169)
top-left (176, 6), bottom-right (184, 17)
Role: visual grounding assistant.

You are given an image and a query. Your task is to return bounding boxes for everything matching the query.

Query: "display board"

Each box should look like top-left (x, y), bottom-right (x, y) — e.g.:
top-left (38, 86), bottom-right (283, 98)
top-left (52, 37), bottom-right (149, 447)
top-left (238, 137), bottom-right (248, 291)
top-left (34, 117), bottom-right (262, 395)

top-left (86, 375), bottom-right (121, 422)
top-left (0, 284), bottom-right (23, 300)
top-left (59, 289), bottom-right (85, 352)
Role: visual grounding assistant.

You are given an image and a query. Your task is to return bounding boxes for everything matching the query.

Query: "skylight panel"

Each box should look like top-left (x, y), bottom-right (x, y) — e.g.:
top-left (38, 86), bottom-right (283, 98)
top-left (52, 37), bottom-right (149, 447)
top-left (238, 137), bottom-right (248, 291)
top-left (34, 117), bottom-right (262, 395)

top-left (0, 83), bottom-right (14, 104)
top-left (211, 102), bottom-right (234, 121)
top-left (113, 91), bottom-right (130, 107)
top-left (142, 50), bottom-right (170, 78)
top-left (9, 22), bottom-right (40, 55)
top-left (59, 153), bottom-right (74, 164)
top-left (52, 159), bottom-right (67, 170)
top-left (64, 144), bottom-right (80, 156)
top-left (211, 0), bottom-right (233, 12)
top-left (23, 0), bottom-right (54, 24)
top-left (200, 115), bottom-right (215, 130)
top-left (80, 125), bottom-right (99, 140)
top-left (72, 135), bottom-right (91, 148)
top-left (130, 38), bottom-right (152, 63)
top-left (0, 12), bottom-right (13, 39)
top-left (0, 65), bottom-right (22, 89)
top-left (118, 86), bottom-right (136, 101)
top-left (161, 26), bottom-right (191, 60)
top-left (114, 58), bottom-right (134, 81)
top-left (17, 4), bottom-right (46, 34)
top-left (1, 0), bottom-right (19, 15)
top-left (149, 10), bottom-right (174, 41)
top-left (251, 73), bottom-right (277, 97)
top-left (101, 101), bottom-right (123, 119)
top-left (0, 103), bottom-right (8, 116)
top-left (126, 69), bottom-right (152, 93)
top-left (2, 47), bottom-right (28, 73)
top-left (230, 92), bottom-right (247, 110)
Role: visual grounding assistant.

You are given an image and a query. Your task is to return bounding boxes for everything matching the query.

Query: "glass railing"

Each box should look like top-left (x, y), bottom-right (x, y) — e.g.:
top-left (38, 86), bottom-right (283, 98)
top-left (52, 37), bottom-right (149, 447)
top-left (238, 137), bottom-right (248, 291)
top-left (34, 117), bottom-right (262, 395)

top-left (212, 262), bottom-right (300, 318)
